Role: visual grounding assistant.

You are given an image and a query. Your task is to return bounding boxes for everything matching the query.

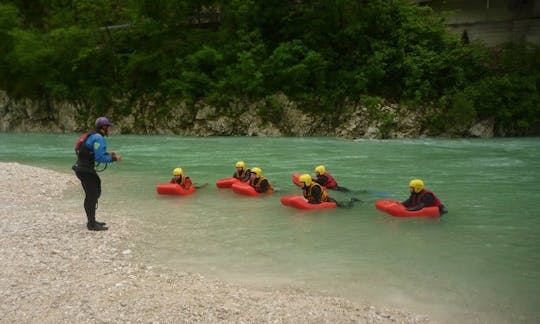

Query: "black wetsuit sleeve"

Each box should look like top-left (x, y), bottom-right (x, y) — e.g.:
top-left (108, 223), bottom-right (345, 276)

top-left (401, 194), bottom-right (412, 207)
top-left (259, 179), bottom-right (269, 193)
top-left (302, 188), bottom-right (308, 199)
top-left (315, 175), bottom-right (328, 186)
top-left (243, 170), bottom-right (252, 182)
top-left (407, 202), bottom-right (425, 211)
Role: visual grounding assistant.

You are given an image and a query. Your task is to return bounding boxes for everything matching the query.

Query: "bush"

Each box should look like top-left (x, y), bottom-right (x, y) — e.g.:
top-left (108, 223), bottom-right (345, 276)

top-left (263, 40), bottom-right (327, 101)
top-left (1, 1), bottom-right (539, 136)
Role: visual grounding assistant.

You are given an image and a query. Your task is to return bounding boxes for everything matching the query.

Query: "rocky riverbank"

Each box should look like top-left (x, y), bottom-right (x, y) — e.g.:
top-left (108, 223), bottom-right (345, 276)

top-left (0, 162), bottom-right (433, 323)
top-left (0, 91), bottom-right (496, 138)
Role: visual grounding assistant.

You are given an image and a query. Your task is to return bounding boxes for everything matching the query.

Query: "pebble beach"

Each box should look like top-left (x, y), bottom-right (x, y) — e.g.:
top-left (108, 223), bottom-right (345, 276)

top-left (0, 162), bottom-right (433, 323)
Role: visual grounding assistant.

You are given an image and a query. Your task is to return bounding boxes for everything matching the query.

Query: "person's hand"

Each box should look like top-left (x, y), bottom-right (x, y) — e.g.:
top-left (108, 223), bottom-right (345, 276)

top-left (111, 152), bottom-right (122, 161)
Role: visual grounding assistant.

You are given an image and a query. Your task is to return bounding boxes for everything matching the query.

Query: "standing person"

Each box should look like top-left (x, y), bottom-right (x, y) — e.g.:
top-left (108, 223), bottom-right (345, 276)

top-left (170, 167), bottom-right (192, 189)
top-left (72, 117), bottom-right (122, 231)
top-left (233, 161), bottom-right (251, 182)
top-left (249, 167), bottom-right (273, 193)
top-left (401, 179), bottom-right (448, 214)
top-left (313, 165), bottom-right (349, 192)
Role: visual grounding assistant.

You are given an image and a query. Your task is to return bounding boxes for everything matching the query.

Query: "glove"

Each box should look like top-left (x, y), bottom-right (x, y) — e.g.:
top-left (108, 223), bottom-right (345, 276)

top-left (111, 152), bottom-right (122, 161)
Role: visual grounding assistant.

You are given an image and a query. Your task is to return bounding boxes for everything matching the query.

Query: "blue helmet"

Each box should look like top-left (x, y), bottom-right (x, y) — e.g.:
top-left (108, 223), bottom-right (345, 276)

top-left (95, 117), bottom-right (113, 129)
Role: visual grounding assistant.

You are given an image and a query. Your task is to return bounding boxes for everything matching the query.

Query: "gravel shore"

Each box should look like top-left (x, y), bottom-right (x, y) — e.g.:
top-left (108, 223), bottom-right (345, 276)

top-left (0, 162), bottom-right (433, 323)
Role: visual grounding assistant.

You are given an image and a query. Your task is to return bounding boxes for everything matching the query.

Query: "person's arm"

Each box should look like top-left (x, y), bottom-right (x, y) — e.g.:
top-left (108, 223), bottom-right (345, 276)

top-left (91, 135), bottom-right (115, 163)
top-left (401, 195), bottom-right (412, 207)
top-left (406, 202), bottom-right (425, 211)
top-left (259, 179), bottom-right (269, 193)
top-left (302, 188), bottom-right (309, 199)
top-left (314, 175), bottom-right (328, 186)
top-left (242, 170), bottom-right (252, 182)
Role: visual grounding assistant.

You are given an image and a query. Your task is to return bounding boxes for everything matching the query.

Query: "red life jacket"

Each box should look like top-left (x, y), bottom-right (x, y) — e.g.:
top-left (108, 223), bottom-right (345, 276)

top-left (170, 175), bottom-right (192, 189)
top-left (73, 131), bottom-right (97, 171)
top-left (322, 172), bottom-right (338, 188)
top-left (75, 131), bottom-right (96, 156)
top-left (411, 189), bottom-right (441, 207)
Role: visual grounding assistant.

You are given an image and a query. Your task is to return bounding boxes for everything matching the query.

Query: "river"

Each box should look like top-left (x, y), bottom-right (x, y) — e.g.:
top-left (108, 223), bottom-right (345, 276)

top-left (1, 133), bottom-right (539, 323)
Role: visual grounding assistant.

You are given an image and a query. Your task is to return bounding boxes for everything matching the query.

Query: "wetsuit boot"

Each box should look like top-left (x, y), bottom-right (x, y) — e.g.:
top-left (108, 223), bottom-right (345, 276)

top-left (87, 222), bottom-right (108, 231)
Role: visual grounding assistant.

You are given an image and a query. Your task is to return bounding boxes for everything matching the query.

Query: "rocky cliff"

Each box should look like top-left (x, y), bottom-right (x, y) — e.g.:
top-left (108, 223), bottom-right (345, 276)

top-left (0, 91), bottom-right (495, 138)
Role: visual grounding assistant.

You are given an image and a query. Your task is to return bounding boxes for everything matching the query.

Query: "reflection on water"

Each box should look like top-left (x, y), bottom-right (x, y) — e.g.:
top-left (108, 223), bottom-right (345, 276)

top-left (1, 134), bottom-right (540, 323)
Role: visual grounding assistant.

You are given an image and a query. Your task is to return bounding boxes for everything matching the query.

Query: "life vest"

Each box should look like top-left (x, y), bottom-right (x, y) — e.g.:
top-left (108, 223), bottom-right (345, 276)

top-left (321, 172), bottom-right (338, 188)
top-left (171, 175), bottom-right (191, 189)
top-left (304, 183), bottom-right (328, 203)
top-left (411, 189), bottom-right (441, 207)
top-left (74, 131), bottom-right (97, 171)
top-left (249, 176), bottom-right (273, 193)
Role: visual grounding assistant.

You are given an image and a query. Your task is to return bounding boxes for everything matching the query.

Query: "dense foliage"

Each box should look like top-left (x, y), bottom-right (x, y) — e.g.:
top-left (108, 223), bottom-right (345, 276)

top-left (0, 0), bottom-right (538, 135)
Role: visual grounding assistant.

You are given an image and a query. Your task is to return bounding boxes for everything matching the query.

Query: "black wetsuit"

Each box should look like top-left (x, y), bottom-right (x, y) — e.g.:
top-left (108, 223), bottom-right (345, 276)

top-left (72, 132), bottom-right (117, 227)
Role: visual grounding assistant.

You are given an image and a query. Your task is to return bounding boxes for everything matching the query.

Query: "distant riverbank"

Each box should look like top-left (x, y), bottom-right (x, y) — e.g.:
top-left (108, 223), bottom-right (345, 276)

top-left (0, 91), bottom-right (498, 139)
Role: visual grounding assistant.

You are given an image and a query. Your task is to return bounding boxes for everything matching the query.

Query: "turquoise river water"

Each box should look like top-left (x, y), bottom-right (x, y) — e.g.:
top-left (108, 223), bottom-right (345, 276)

top-left (1, 133), bottom-right (539, 323)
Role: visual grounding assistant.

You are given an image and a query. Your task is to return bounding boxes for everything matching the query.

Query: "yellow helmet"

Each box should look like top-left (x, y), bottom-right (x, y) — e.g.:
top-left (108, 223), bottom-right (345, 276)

top-left (315, 165), bottom-right (326, 174)
top-left (299, 173), bottom-right (312, 186)
top-left (251, 167), bottom-right (262, 176)
top-left (409, 179), bottom-right (424, 193)
top-left (235, 161), bottom-right (246, 169)
top-left (173, 168), bottom-right (183, 176)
